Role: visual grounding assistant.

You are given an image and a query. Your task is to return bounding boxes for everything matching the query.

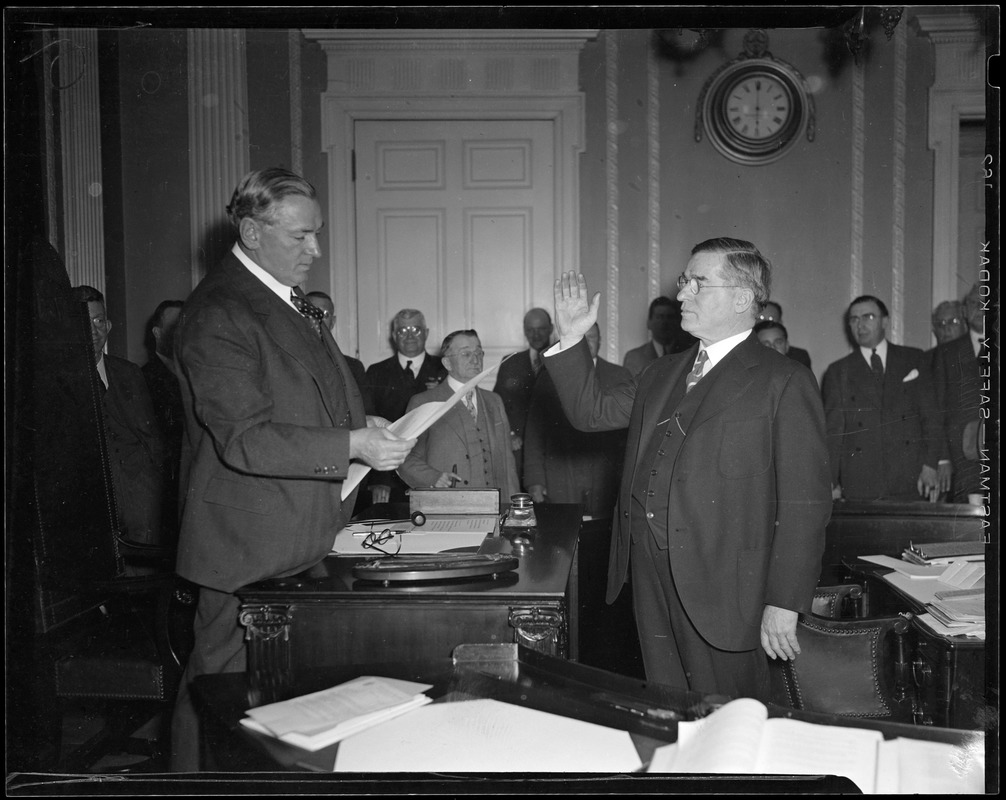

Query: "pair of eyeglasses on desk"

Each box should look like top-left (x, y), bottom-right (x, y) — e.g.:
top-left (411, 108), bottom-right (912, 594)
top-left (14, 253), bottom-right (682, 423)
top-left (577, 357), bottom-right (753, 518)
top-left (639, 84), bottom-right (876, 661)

top-left (361, 529), bottom-right (403, 556)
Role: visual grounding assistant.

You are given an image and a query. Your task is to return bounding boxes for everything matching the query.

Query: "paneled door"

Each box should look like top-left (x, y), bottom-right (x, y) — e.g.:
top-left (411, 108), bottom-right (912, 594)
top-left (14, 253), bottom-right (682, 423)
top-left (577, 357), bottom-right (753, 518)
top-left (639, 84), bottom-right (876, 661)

top-left (354, 119), bottom-right (556, 379)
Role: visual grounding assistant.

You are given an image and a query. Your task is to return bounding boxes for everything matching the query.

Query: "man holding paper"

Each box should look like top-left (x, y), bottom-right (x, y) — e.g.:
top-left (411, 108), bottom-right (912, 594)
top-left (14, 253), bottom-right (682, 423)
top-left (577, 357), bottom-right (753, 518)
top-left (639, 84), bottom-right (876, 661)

top-left (546, 238), bottom-right (831, 701)
top-left (170, 167), bottom-right (416, 771)
top-left (398, 330), bottom-right (519, 507)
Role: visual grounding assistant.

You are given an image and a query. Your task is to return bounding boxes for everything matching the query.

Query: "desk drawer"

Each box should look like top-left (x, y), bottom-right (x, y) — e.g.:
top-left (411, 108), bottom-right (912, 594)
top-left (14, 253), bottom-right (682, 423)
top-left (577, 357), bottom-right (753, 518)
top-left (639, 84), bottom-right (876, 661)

top-left (912, 629), bottom-right (987, 730)
top-left (240, 598), bottom-right (567, 695)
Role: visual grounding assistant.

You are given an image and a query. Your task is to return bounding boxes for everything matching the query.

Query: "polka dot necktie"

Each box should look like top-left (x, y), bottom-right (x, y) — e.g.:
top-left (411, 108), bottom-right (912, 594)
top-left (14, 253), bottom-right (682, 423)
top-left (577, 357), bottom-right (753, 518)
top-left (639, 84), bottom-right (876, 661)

top-left (290, 292), bottom-right (326, 339)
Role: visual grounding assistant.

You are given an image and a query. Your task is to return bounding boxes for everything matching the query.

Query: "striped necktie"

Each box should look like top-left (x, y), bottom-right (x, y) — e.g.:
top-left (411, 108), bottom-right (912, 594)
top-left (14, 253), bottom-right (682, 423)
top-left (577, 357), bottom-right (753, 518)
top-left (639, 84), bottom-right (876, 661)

top-left (870, 348), bottom-right (884, 379)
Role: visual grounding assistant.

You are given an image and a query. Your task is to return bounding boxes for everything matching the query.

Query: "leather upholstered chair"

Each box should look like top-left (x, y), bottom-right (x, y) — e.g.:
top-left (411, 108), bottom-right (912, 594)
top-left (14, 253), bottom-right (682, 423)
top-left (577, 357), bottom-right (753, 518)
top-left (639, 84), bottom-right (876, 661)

top-left (811, 583), bottom-right (864, 619)
top-left (769, 612), bottom-right (916, 724)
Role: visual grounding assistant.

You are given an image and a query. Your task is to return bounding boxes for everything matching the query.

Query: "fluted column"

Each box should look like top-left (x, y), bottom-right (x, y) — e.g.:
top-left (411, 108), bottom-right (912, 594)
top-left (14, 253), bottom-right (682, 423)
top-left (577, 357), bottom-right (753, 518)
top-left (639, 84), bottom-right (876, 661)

top-left (187, 29), bottom-right (249, 285)
top-left (58, 28), bottom-right (105, 291)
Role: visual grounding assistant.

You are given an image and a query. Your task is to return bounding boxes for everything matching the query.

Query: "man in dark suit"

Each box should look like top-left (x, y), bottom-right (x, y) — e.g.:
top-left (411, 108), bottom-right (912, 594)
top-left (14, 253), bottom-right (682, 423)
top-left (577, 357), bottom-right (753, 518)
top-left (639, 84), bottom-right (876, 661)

top-left (821, 295), bottom-right (947, 502)
top-left (142, 299), bottom-right (185, 541)
top-left (932, 284), bottom-right (985, 503)
top-left (306, 290), bottom-right (373, 414)
top-left (364, 308), bottom-right (447, 504)
top-left (73, 285), bottom-right (168, 547)
top-left (523, 323), bottom-right (630, 519)
top-left (757, 300), bottom-right (811, 370)
top-left (492, 307), bottom-right (553, 482)
top-left (399, 329), bottom-right (518, 507)
top-left (622, 296), bottom-right (695, 376)
top-left (170, 168), bottom-right (416, 771)
top-left (546, 238), bottom-right (831, 700)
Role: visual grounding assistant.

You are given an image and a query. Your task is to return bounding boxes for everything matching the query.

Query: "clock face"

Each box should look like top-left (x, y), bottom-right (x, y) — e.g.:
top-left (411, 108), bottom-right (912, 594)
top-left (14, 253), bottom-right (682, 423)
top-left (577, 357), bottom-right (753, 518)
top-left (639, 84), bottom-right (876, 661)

top-left (698, 58), bottom-right (812, 165)
top-left (725, 75), bottom-right (791, 141)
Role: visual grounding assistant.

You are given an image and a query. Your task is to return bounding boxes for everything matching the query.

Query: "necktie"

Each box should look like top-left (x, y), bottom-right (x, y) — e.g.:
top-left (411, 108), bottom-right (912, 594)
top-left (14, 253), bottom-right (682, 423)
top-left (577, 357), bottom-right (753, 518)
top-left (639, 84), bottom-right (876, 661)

top-left (685, 350), bottom-right (708, 393)
top-left (404, 360), bottom-right (415, 380)
top-left (531, 353), bottom-right (541, 375)
top-left (290, 292), bottom-right (325, 339)
top-left (870, 348), bottom-right (884, 379)
top-left (463, 391), bottom-right (477, 420)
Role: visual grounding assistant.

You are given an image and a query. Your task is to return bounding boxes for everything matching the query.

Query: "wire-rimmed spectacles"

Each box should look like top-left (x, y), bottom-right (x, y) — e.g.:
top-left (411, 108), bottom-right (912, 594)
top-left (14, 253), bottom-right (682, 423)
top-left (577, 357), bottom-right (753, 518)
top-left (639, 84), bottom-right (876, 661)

top-left (676, 274), bottom-right (740, 295)
top-left (361, 529), bottom-right (402, 556)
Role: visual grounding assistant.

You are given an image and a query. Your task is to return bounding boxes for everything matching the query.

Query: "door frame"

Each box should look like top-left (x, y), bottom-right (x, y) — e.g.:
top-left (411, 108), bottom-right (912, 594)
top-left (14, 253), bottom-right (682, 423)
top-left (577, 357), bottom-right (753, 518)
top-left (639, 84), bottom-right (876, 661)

top-left (305, 30), bottom-right (594, 358)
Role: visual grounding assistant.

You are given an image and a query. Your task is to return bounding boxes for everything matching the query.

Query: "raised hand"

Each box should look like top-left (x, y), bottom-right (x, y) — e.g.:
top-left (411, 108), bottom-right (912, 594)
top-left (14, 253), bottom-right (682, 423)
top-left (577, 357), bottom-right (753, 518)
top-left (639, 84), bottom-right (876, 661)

top-left (553, 271), bottom-right (600, 346)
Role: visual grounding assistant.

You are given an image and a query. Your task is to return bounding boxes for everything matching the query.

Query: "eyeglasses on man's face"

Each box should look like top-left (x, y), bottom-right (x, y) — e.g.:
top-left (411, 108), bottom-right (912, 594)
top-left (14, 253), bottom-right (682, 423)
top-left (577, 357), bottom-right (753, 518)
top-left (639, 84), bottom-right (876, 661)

top-left (395, 326), bottom-right (424, 338)
top-left (676, 274), bottom-right (740, 295)
top-left (90, 315), bottom-right (109, 328)
top-left (447, 348), bottom-right (484, 360)
top-left (848, 313), bottom-right (878, 325)
top-left (935, 317), bottom-right (962, 328)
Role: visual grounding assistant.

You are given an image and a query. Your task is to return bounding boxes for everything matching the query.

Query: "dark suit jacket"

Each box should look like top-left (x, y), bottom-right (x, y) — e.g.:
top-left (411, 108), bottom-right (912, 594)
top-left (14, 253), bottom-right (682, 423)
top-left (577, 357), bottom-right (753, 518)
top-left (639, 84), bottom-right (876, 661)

top-left (931, 334), bottom-right (982, 501)
top-left (365, 353), bottom-right (446, 422)
top-left (363, 352), bottom-right (445, 495)
top-left (787, 345), bottom-right (812, 370)
top-left (175, 252), bottom-right (366, 593)
top-left (492, 349), bottom-right (538, 444)
top-left (142, 354), bottom-right (185, 533)
top-left (343, 354), bottom-right (373, 416)
top-left (623, 334), bottom-right (697, 376)
top-left (104, 354), bottom-right (169, 544)
top-left (821, 343), bottom-right (945, 502)
top-left (398, 380), bottom-right (518, 502)
top-left (547, 333), bottom-right (830, 652)
top-left (523, 357), bottom-right (630, 517)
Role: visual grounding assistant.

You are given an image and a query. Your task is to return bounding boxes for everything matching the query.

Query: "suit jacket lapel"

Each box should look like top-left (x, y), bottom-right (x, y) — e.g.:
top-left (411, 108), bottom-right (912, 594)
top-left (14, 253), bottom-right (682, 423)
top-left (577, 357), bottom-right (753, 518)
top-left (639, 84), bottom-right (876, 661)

top-left (635, 346), bottom-right (694, 453)
top-left (226, 256), bottom-right (349, 426)
top-left (688, 334), bottom-right (758, 430)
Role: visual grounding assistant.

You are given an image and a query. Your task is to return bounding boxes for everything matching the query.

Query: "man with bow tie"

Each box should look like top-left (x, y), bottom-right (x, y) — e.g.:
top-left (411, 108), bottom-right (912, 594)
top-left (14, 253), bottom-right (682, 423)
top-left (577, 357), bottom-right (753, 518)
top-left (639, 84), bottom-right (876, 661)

top-left (822, 295), bottom-right (947, 502)
top-left (170, 167), bottom-right (416, 770)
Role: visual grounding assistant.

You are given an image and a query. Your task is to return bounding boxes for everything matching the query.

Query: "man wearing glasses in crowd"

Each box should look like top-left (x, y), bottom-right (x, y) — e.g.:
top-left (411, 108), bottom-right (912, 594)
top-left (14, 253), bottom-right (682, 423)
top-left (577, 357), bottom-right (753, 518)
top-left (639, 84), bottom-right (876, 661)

top-left (364, 308), bottom-right (447, 504)
top-left (398, 329), bottom-right (518, 510)
top-left (544, 237), bottom-right (831, 702)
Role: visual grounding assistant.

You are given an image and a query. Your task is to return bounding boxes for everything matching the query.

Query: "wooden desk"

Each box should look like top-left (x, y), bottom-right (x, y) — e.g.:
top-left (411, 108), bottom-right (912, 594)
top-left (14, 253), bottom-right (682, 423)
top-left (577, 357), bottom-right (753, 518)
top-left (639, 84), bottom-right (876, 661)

top-left (236, 504), bottom-right (581, 698)
top-left (189, 645), bottom-right (980, 793)
top-left (822, 500), bottom-right (985, 583)
top-left (847, 559), bottom-right (988, 731)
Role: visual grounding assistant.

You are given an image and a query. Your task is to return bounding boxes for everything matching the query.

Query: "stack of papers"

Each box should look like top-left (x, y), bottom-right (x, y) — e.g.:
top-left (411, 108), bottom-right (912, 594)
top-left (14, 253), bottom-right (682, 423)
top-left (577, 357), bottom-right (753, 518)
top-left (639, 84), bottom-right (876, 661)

top-left (902, 540), bottom-right (984, 566)
top-left (923, 588), bottom-right (985, 639)
top-left (240, 676), bottom-right (433, 751)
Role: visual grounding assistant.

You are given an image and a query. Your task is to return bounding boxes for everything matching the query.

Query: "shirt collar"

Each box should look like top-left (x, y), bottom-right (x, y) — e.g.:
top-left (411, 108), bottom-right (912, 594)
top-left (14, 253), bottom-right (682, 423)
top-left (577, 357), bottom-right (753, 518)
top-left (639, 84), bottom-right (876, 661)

top-left (232, 243), bottom-right (297, 308)
top-left (446, 375), bottom-right (472, 396)
top-left (701, 328), bottom-right (752, 369)
top-left (96, 354), bottom-right (108, 388)
top-left (859, 338), bottom-right (888, 366)
top-left (970, 327), bottom-right (983, 357)
top-left (398, 351), bottom-right (426, 371)
top-left (652, 340), bottom-right (665, 357)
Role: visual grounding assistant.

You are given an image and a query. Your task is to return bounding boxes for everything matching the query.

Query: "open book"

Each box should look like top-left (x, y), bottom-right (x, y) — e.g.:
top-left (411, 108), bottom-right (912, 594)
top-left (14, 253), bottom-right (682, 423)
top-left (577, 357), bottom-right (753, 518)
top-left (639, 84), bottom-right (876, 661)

top-left (240, 675), bottom-right (432, 752)
top-left (647, 697), bottom-right (984, 794)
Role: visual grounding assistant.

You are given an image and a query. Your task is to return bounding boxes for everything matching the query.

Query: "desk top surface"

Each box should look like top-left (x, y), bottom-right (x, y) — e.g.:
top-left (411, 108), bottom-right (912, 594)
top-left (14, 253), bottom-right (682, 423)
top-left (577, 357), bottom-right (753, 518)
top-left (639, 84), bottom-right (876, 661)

top-left (238, 503), bottom-right (582, 601)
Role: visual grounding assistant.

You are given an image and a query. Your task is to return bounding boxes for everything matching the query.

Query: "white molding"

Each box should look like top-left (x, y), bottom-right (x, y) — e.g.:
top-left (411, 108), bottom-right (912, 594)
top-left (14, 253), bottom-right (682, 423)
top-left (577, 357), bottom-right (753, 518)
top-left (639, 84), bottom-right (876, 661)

top-left (605, 32), bottom-right (619, 365)
top-left (57, 28), bottom-right (105, 290)
top-left (912, 12), bottom-right (985, 308)
top-left (187, 29), bottom-right (250, 288)
top-left (850, 60), bottom-right (865, 300)
top-left (891, 22), bottom-right (907, 345)
top-left (306, 30), bottom-right (594, 357)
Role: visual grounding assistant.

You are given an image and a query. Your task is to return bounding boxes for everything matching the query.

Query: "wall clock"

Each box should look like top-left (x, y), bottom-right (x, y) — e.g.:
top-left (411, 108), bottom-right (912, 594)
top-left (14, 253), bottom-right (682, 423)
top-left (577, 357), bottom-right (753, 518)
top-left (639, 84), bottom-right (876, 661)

top-left (695, 30), bottom-right (815, 166)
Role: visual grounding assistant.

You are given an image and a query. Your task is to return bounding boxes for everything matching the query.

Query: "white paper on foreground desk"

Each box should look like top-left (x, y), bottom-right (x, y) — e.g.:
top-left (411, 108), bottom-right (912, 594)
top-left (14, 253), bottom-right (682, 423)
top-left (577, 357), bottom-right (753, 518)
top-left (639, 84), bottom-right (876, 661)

top-left (334, 698), bottom-right (643, 772)
top-left (646, 697), bottom-right (984, 793)
top-left (341, 359), bottom-right (504, 501)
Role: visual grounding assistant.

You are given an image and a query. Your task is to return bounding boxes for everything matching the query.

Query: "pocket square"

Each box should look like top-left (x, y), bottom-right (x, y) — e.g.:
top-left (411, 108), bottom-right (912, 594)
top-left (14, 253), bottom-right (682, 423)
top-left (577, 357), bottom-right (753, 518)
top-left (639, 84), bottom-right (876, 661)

top-left (902, 369), bottom-right (919, 382)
